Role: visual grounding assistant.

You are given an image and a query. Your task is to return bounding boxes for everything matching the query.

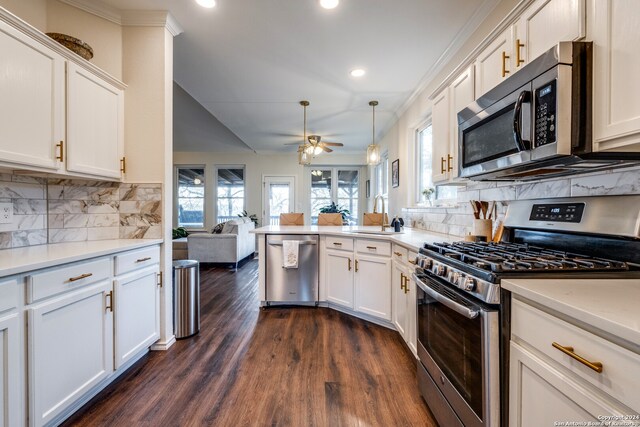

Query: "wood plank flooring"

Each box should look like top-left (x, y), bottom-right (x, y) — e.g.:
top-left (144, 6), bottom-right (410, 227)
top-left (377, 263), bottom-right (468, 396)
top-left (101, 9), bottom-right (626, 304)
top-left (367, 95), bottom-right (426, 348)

top-left (62, 260), bottom-right (437, 426)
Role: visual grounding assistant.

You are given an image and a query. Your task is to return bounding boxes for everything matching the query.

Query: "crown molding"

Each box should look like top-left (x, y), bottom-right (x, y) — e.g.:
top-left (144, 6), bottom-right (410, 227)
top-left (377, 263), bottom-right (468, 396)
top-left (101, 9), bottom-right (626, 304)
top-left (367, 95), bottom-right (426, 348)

top-left (58, 0), bottom-right (184, 36)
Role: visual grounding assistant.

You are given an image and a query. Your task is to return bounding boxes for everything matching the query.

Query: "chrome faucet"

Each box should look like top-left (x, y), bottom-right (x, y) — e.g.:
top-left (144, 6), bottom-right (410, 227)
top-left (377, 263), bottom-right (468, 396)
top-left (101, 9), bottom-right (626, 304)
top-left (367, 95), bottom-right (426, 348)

top-left (373, 194), bottom-right (389, 232)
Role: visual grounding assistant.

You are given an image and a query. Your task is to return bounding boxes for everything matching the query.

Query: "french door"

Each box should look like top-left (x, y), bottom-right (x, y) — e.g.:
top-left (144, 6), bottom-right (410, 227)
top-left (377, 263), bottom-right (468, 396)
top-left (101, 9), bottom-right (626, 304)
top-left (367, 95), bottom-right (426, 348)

top-left (263, 176), bottom-right (295, 226)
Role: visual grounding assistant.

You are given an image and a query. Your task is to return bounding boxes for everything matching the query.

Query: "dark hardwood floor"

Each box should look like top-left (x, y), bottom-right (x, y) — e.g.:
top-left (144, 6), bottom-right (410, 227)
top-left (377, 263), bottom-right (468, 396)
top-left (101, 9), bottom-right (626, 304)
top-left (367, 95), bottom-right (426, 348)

top-left (63, 260), bottom-right (437, 426)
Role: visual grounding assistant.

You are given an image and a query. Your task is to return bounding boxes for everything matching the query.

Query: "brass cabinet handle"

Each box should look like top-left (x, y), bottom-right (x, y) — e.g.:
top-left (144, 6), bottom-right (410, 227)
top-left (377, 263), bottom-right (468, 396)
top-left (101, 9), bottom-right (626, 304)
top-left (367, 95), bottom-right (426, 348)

top-left (440, 157), bottom-right (446, 174)
top-left (348, 258), bottom-right (352, 271)
top-left (394, 251), bottom-right (403, 257)
top-left (447, 154), bottom-right (453, 172)
top-left (408, 259), bottom-right (417, 265)
top-left (355, 259), bottom-right (359, 272)
top-left (403, 275), bottom-right (410, 294)
top-left (69, 272), bottom-right (93, 282)
top-left (56, 141), bottom-right (64, 162)
top-left (136, 257), bottom-right (152, 263)
top-left (105, 290), bottom-right (113, 312)
top-left (551, 342), bottom-right (603, 373)
top-left (516, 38), bottom-right (525, 66)
top-left (400, 273), bottom-right (405, 290)
top-left (502, 51), bottom-right (510, 77)
top-left (120, 157), bottom-right (126, 173)
top-left (157, 271), bottom-right (163, 287)
top-left (366, 246), bottom-right (377, 250)
top-left (333, 242), bottom-right (342, 246)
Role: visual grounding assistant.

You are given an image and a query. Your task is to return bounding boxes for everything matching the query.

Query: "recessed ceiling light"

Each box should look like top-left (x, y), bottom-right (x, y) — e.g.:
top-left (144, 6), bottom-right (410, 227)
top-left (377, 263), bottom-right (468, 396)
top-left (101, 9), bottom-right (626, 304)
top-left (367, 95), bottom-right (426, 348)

top-left (319, 0), bottom-right (339, 9)
top-left (350, 68), bottom-right (365, 77)
top-left (196, 0), bottom-right (216, 8)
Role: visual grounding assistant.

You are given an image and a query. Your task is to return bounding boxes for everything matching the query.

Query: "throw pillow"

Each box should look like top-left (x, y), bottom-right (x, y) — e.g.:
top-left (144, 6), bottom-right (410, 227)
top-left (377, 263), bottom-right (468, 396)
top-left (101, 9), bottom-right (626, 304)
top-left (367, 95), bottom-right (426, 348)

top-left (211, 222), bottom-right (226, 234)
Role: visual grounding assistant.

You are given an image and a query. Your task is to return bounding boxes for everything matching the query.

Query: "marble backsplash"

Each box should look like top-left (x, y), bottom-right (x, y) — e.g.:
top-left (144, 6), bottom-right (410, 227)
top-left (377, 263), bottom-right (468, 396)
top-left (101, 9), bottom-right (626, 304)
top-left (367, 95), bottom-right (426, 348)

top-left (403, 165), bottom-right (640, 238)
top-left (0, 173), bottom-right (162, 249)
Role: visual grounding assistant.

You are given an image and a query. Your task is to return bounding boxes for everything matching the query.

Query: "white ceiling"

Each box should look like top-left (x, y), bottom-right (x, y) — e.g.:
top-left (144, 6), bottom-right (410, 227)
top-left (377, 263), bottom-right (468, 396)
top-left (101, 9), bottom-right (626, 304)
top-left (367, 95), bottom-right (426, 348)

top-left (97, 0), bottom-right (498, 153)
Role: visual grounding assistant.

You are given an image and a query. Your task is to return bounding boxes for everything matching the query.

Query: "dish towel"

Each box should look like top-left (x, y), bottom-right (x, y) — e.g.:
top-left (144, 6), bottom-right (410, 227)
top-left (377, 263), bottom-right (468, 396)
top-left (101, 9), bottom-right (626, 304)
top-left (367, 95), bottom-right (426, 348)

top-left (282, 240), bottom-right (300, 269)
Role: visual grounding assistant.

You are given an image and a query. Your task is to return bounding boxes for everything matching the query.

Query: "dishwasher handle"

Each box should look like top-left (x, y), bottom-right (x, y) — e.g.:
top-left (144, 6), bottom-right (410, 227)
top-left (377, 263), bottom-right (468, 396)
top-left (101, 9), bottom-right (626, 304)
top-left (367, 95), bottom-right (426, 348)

top-left (267, 241), bottom-right (317, 247)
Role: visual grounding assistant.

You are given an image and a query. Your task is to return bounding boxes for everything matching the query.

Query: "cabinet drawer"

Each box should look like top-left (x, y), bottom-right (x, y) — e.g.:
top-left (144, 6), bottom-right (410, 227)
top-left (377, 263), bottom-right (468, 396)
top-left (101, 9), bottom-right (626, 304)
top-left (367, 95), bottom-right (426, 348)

top-left (114, 246), bottom-right (160, 275)
top-left (512, 298), bottom-right (640, 411)
top-left (408, 250), bottom-right (419, 267)
top-left (0, 279), bottom-right (19, 312)
top-left (27, 258), bottom-right (111, 303)
top-left (392, 244), bottom-right (408, 263)
top-left (325, 236), bottom-right (354, 251)
top-left (356, 238), bottom-right (391, 256)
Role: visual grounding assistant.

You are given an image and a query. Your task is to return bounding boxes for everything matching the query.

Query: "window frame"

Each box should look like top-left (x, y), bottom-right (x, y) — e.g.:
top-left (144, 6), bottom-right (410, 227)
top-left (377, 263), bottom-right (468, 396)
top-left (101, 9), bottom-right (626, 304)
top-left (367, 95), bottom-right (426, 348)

top-left (308, 166), bottom-right (361, 225)
top-left (174, 165), bottom-right (206, 231)
top-left (214, 165), bottom-right (246, 224)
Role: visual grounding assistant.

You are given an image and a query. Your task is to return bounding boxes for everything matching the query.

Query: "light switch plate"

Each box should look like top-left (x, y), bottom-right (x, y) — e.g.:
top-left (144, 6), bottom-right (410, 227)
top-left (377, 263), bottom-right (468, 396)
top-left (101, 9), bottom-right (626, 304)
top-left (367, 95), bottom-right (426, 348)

top-left (0, 203), bottom-right (13, 224)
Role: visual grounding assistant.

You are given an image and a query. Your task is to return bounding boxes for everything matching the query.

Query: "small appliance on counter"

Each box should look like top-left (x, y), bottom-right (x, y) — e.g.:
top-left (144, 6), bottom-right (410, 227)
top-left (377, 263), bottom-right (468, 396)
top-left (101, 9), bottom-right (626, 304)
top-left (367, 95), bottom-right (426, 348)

top-left (413, 195), bottom-right (640, 427)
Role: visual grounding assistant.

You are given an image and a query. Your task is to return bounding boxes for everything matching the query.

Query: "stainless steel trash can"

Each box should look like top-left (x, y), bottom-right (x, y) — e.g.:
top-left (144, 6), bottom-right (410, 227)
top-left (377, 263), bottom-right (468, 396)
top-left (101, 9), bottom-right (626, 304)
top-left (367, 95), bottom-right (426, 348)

top-left (173, 260), bottom-right (200, 339)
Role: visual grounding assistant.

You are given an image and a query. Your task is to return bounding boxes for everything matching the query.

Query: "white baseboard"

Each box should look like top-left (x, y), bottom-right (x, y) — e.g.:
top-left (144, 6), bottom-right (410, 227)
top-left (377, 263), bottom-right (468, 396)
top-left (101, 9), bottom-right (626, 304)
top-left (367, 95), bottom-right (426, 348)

top-left (150, 335), bottom-right (176, 351)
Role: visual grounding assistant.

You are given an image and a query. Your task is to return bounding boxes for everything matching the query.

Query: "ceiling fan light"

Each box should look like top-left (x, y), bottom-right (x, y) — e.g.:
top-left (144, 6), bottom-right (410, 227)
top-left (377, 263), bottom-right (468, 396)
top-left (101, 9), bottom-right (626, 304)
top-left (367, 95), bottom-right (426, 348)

top-left (195, 0), bottom-right (216, 8)
top-left (193, 177), bottom-right (202, 185)
top-left (367, 144), bottom-right (381, 165)
top-left (319, 0), bottom-right (339, 9)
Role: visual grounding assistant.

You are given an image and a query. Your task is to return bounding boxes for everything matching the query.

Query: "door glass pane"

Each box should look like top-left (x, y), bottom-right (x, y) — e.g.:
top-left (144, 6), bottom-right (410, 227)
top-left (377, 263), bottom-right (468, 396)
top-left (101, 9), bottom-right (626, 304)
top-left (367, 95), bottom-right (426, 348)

top-left (337, 169), bottom-right (358, 225)
top-left (310, 169), bottom-right (331, 225)
top-left (177, 167), bottom-right (205, 228)
top-left (217, 167), bottom-right (245, 223)
top-left (269, 183), bottom-right (290, 225)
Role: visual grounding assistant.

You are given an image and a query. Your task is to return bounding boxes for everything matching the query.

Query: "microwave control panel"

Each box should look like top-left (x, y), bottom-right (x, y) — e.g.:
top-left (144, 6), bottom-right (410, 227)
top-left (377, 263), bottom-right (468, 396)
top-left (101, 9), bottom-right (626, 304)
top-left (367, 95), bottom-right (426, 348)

top-left (529, 203), bottom-right (585, 223)
top-left (534, 80), bottom-right (557, 147)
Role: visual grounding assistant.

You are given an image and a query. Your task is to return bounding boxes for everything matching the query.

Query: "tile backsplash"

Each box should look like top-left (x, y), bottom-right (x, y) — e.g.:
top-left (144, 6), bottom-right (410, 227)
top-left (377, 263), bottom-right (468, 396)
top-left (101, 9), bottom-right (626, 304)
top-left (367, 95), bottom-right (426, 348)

top-left (403, 165), bottom-right (640, 237)
top-left (0, 173), bottom-right (162, 249)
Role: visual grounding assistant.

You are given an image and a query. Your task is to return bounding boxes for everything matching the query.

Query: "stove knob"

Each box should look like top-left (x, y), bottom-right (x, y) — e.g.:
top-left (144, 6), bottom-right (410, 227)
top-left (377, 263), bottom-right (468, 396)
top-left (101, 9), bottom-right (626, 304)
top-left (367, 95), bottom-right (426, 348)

top-left (419, 258), bottom-right (432, 270)
top-left (447, 271), bottom-right (460, 284)
top-left (463, 277), bottom-right (476, 291)
top-left (432, 264), bottom-right (446, 276)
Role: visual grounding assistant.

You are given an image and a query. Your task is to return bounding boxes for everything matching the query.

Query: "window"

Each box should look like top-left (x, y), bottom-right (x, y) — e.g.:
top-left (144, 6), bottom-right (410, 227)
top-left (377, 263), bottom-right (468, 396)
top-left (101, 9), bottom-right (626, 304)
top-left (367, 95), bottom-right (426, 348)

top-left (310, 168), bottom-right (359, 225)
top-left (176, 167), bottom-right (205, 229)
top-left (216, 167), bottom-right (245, 223)
top-left (415, 123), bottom-right (457, 203)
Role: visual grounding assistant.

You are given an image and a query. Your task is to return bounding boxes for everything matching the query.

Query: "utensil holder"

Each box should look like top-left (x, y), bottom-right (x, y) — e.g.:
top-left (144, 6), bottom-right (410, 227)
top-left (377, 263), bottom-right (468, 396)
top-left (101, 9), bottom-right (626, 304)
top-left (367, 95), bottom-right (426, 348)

top-left (473, 219), bottom-right (493, 242)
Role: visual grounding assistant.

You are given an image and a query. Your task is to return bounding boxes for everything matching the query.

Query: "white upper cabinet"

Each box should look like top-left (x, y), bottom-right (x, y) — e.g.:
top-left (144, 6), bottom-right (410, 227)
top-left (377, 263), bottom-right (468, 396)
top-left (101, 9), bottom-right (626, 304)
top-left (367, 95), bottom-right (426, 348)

top-left (431, 89), bottom-right (451, 184)
top-left (448, 66), bottom-right (475, 180)
top-left (0, 19), bottom-right (65, 172)
top-left (589, 0), bottom-right (640, 150)
top-left (474, 26), bottom-right (514, 98)
top-left (67, 62), bottom-right (124, 179)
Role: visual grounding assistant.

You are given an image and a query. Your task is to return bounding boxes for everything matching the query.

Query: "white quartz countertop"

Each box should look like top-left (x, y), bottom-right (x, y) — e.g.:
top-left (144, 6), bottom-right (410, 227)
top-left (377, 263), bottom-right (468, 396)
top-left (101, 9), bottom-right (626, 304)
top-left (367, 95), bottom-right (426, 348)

top-left (0, 239), bottom-right (164, 277)
top-left (251, 225), bottom-right (456, 251)
top-left (502, 278), bottom-right (640, 349)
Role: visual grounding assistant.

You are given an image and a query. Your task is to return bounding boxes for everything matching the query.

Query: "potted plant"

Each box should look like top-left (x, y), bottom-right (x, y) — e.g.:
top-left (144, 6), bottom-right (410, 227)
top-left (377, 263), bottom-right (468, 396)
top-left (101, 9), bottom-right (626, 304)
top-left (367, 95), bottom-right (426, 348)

top-left (422, 187), bottom-right (435, 206)
top-left (238, 210), bottom-right (259, 227)
top-left (319, 202), bottom-right (351, 224)
top-left (172, 227), bottom-right (189, 239)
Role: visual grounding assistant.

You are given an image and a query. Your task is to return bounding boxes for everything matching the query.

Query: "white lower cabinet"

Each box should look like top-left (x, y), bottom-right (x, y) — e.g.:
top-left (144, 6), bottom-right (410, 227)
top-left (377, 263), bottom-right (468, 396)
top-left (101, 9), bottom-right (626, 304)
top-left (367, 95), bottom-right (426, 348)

top-left (0, 312), bottom-right (20, 427)
top-left (114, 266), bottom-right (160, 369)
top-left (326, 249), bottom-right (355, 309)
top-left (28, 281), bottom-right (113, 427)
top-left (391, 250), bottom-right (418, 356)
top-left (354, 254), bottom-right (391, 321)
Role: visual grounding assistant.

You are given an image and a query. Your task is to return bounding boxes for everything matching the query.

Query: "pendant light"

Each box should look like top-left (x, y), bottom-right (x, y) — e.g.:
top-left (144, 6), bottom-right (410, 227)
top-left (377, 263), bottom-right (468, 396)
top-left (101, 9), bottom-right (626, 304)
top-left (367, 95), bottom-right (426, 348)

top-left (367, 100), bottom-right (381, 165)
top-left (298, 100), bottom-right (311, 165)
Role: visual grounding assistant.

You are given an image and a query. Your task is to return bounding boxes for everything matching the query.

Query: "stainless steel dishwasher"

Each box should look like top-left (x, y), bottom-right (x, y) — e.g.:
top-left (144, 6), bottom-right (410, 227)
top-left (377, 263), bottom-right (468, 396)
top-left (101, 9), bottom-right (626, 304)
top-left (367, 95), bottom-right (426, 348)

top-left (266, 234), bottom-right (319, 305)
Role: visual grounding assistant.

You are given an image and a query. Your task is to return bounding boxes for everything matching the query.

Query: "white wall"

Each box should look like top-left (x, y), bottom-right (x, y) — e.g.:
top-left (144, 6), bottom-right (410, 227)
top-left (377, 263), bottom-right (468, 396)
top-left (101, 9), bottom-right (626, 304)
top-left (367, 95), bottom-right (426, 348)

top-left (173, 151), bottom-right (367, 230)
top-left (0, 0), bottom-right (46, 31)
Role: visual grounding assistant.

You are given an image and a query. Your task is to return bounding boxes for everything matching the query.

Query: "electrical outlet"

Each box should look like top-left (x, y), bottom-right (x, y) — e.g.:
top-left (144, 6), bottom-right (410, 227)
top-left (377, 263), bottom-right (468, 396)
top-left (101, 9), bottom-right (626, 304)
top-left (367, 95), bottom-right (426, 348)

top-left (0, 203), bottom-right (13, 224)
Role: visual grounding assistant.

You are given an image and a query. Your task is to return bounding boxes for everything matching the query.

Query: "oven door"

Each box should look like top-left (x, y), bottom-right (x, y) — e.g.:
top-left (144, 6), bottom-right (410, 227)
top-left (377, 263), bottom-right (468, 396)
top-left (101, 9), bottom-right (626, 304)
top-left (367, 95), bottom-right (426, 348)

top-left (414, 272), bottom-right (500, 427)
top-left (458, 82), bottom-right (533, 179)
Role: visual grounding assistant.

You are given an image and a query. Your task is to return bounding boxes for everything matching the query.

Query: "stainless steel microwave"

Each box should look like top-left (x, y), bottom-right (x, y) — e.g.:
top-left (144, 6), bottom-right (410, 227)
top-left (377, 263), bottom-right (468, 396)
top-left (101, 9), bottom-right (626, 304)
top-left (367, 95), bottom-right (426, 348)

top-left (457, 41), bottom-right (640, 181)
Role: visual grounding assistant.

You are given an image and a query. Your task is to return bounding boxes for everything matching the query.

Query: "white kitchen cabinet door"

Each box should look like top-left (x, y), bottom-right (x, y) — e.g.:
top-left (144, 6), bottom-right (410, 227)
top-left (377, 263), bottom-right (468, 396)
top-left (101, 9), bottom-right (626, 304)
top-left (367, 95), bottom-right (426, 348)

top-left (326, 250), bottom-right (354, 309)
top-left (431, 89), bottom-right (451, 184)
top-left (509, 342), bottom-right (628, 427)
top-left (0, 313), bottom-right (20, 427)
top-left (590, 0), bottom-right (640, 150)
top-left (0, 20), bottom-right (64, 171)
top-left (474, 26), bottom-right (514, 98)
top-left (392, 261), bottom-right (408, 339)
top-left (406, 274), bottom-right (418, 357)
top-left (449, 66), bottom-right (475, 180)
top-left (28, 281), bottom-right (113, 427)
top-left (114, 266), bottom-right (160, 369)
top-left (354, 254), bottom-right (392, 321)
top-left (66, 62), bottom-right (124, 179)
top-left (514, 0), bottom-right (585, 71)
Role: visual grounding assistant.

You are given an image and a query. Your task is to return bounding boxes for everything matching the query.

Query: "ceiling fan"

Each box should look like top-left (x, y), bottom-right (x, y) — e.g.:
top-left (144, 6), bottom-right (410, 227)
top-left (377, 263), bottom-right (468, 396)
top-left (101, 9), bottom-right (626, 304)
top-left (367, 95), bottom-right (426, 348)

top-left (284, 101), bottom-right (344, 154)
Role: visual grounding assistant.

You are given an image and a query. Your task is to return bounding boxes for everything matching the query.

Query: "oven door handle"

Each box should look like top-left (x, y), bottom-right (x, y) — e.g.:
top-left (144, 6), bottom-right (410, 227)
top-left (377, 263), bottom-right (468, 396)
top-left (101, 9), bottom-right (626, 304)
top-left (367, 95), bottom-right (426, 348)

top-left (413, 274), bottom-right (480, 320)
top-left (513, 90), bottom-right (531, 152)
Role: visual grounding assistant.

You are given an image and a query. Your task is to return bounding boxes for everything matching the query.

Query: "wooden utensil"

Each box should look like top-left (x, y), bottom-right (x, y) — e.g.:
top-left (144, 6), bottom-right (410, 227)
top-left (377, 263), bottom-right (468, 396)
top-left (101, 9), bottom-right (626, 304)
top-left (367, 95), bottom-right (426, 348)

top-left (487, 201), bottom-right (496, 220)
top-left (480, 201), bottom-right (489, 219)
top-left (470, 201), bottom-right (480, 219)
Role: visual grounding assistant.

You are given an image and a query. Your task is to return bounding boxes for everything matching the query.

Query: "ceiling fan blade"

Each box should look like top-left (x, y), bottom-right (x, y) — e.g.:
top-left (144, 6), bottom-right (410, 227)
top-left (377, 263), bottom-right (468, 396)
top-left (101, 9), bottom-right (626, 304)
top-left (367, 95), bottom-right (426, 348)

top-left (284, 142), bottom-right (303, 146)
top-left (322, 142), bottom-right (343, 147)
top-left (321, 146), bottom-right (333, 153)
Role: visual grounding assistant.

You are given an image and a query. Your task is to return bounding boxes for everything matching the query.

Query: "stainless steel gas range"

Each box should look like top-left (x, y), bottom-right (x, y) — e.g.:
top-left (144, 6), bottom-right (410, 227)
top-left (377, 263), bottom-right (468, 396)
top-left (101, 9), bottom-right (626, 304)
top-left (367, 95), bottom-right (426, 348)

top-left (413, 195), bottom-right (640, 427)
